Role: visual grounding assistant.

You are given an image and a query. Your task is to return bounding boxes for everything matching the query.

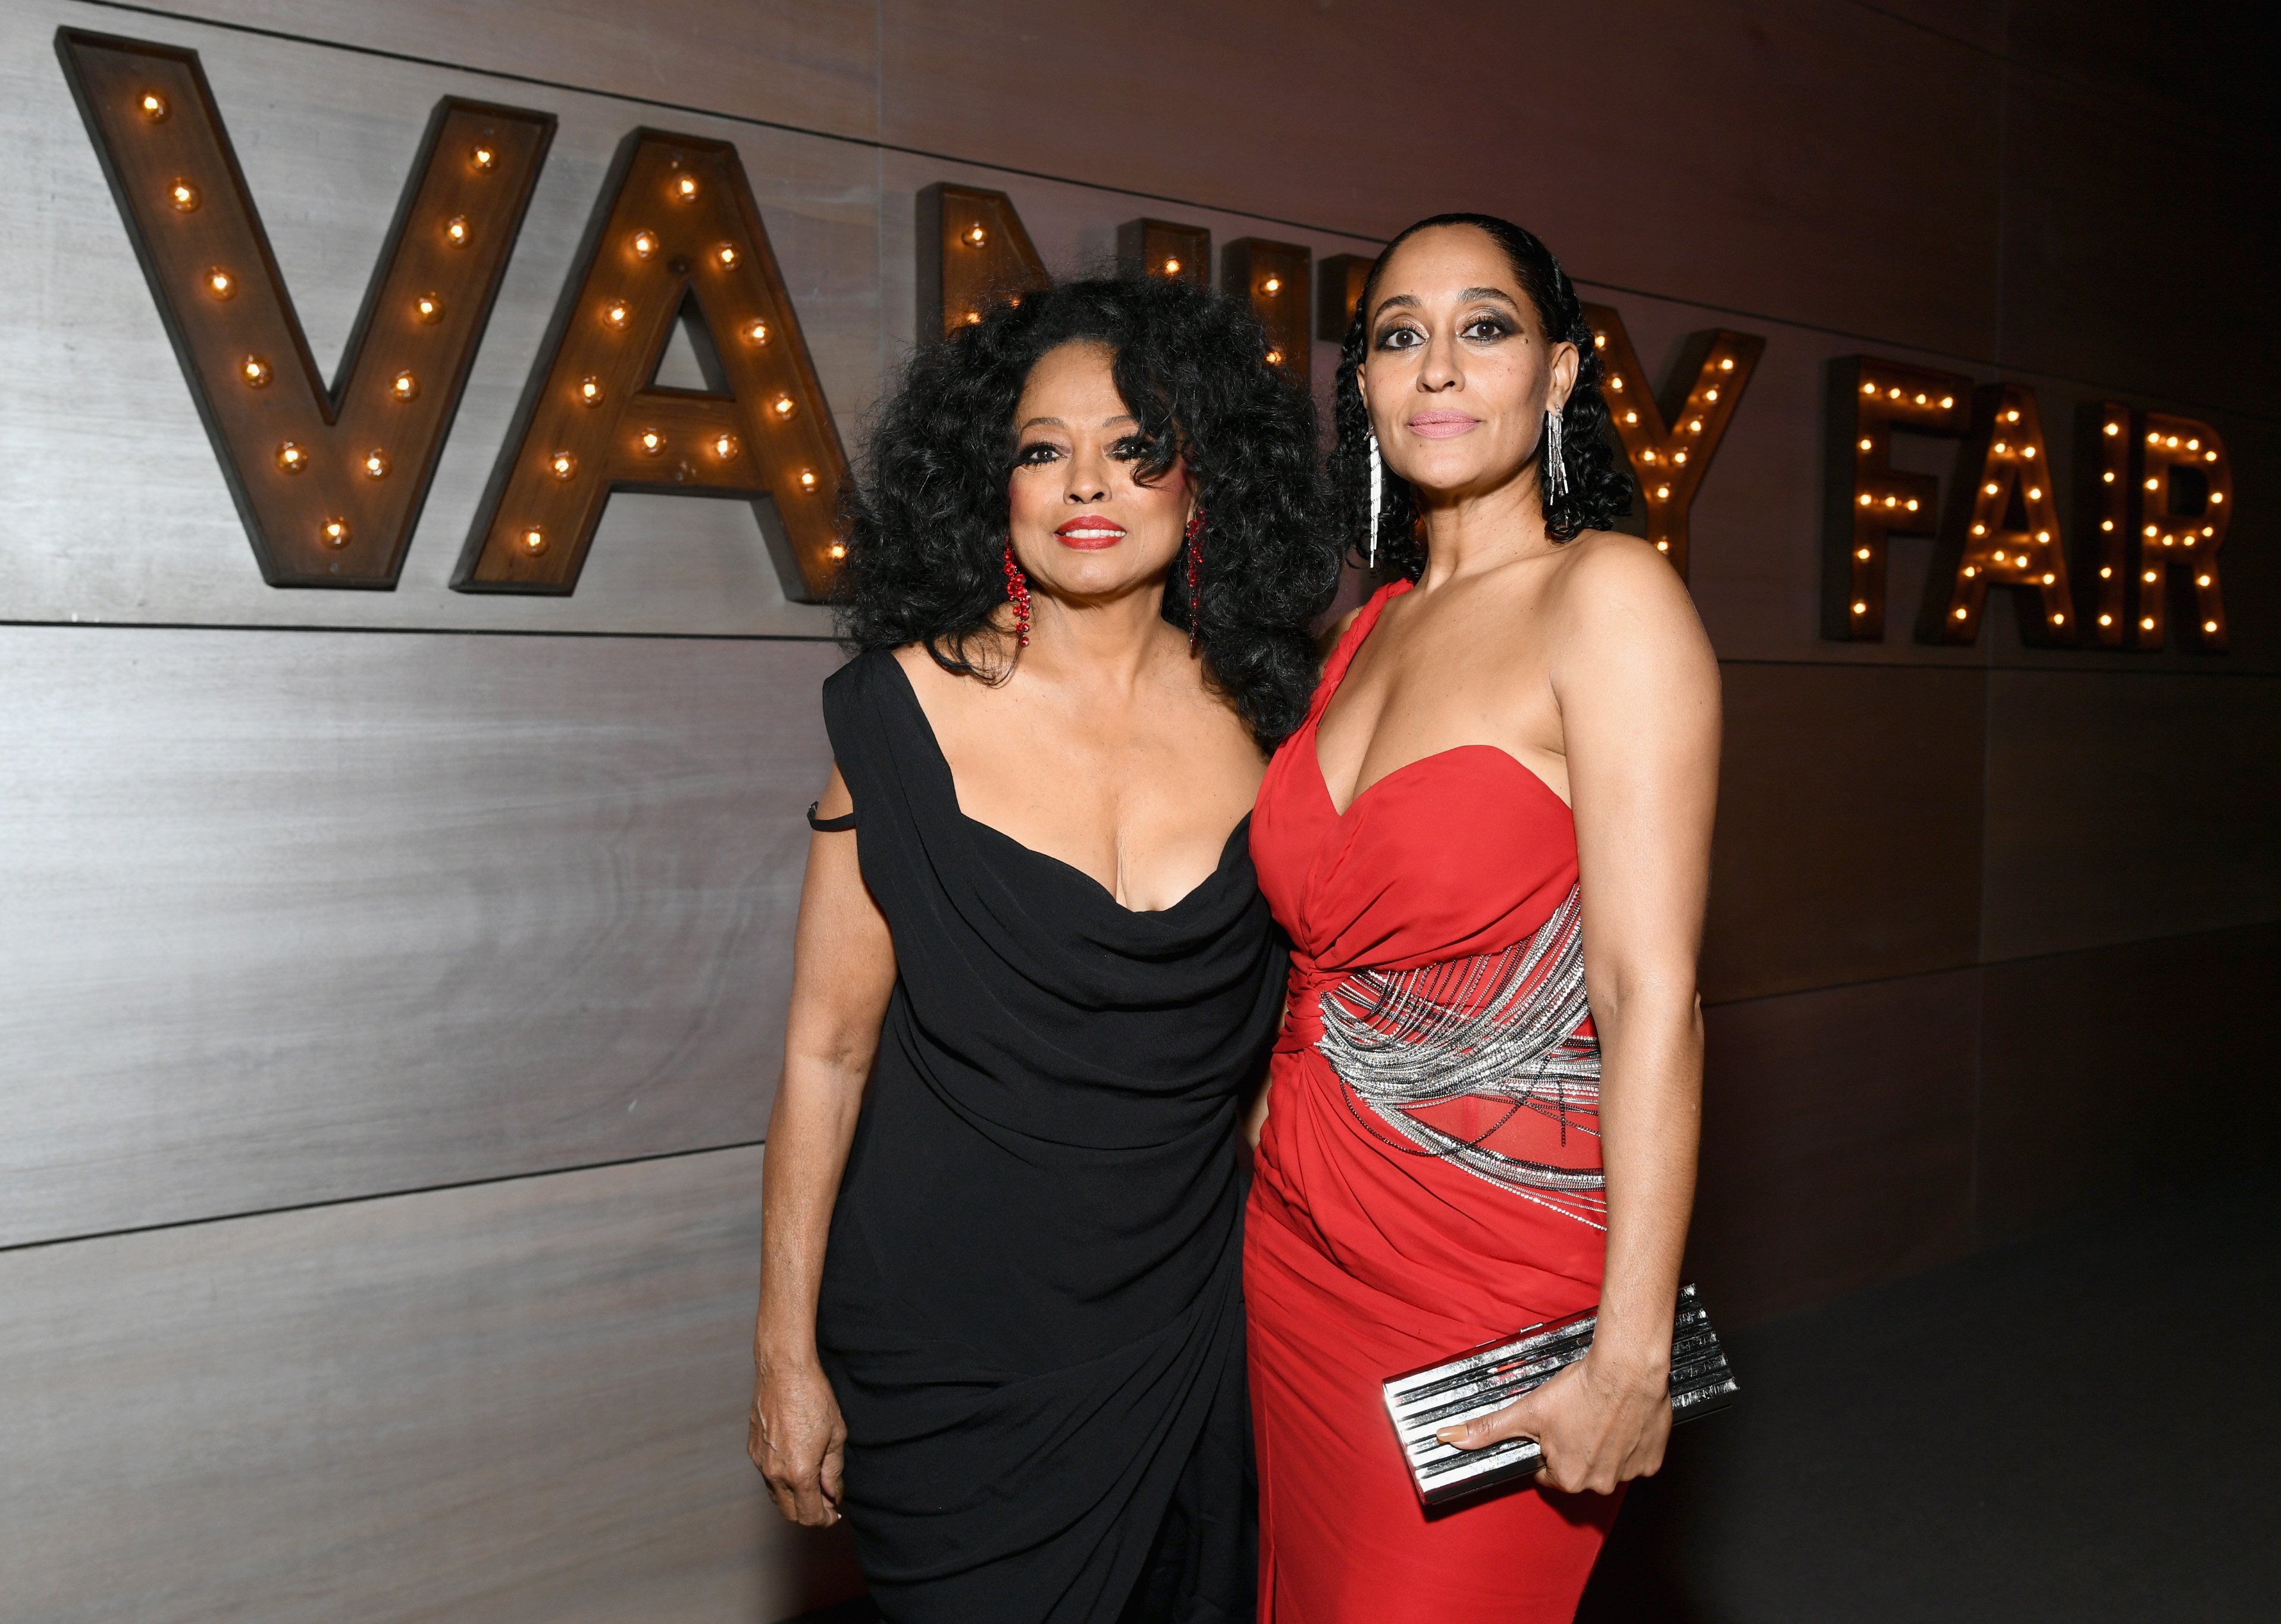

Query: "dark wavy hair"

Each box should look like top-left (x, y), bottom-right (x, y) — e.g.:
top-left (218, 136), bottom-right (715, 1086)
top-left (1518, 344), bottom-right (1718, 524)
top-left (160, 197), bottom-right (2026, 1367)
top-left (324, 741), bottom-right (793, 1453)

top-left (836, 274), bottom-right (1338, 748)
top-left (1331, 213), bottom-right (1633, 581)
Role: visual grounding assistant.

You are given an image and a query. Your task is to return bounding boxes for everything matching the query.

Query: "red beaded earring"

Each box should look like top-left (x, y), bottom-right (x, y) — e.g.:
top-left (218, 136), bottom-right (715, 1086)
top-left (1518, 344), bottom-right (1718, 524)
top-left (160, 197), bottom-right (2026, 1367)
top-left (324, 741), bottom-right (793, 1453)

top-left (1002, 539), bottom-right (1032, 648)
top-left (1185, 507), bottom-right (1205, 654)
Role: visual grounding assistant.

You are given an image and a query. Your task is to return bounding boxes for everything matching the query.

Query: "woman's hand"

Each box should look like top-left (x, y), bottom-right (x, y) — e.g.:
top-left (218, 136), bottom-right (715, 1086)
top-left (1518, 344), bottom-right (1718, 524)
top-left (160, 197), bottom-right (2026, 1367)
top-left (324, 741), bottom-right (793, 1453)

top-left (1436, 1346), bottom-right (1671, 1496)
top-left (750, 1353), bottom-right (848, 1525)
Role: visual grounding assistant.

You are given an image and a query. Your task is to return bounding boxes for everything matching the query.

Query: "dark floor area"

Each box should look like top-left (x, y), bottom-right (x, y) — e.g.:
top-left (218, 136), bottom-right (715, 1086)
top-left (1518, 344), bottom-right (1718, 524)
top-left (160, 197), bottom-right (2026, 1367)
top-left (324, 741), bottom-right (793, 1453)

top-left (791, 1169), bottom-right (2281, 1623)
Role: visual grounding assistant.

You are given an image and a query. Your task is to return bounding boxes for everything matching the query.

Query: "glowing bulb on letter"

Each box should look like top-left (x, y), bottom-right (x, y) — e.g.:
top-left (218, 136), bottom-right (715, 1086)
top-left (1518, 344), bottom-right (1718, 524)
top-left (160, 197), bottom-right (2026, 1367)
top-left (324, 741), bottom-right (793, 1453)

top-left (521, 525), bottom-right (546, 556)
top-left (773, 396), bottom-right (796, 419)
top-left (139, 92), bottom-right (168, 121)
top-left (638, 428), bottom-right (665, 456)
top-left (472, 145), bottom-right (496, 171)
top-left (963, 222), bottom-right (987, 247)
top-left (444, 215), bottom-right (469, 247)
top-left (604, 300), bottom-right (630, 329)
top-left (829, 543), bottom-right (847, 559)
top-left (320, 517), bottom-right (350, 548)
top-left (362, 449), bottom-right (390, 479)
top-left (799, 469), bottom-right (819, 490)
top-left (745, 319), bottom-right (770, 346)
top-left (632, 230), bottom-right (656, 258)
top-left (1719, 358), bottom-right (1734, 371)
top-left (241, 356), bottom-right (271, 388)
top-left (1262, 276), bottom-right (1282, 295)
top-left (169, 180), bottom-right (199, 212)
top-left (1852, 601), bottom-right (1867, 615)
top-left (415, 293), bottom-right (444, 324)
top-left (716, 243), bottom-right (738, 268)
top-left (675, 173), bottom-right (700, 202)
top-left (1164, 257), bottom-right (1182, 275)
top-left (205, 268), bottom-right (236, 300)
top-left (578, 376), bottom-right (603, 406)
top-left (391, 371), bottom-right (418, 401)
top-left (549, 451), bottom-right (576, 479)
top-left (275, 441), bottom-right (306, 473)
top-left (712, 432), bottom-right (738, 460)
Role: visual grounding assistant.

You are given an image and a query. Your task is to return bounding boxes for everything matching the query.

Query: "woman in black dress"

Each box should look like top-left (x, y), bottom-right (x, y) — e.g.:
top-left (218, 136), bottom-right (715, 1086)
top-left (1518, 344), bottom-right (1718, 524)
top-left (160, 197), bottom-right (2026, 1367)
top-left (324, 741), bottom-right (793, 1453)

top-left (749, 275), bottom-right (1337, 1622)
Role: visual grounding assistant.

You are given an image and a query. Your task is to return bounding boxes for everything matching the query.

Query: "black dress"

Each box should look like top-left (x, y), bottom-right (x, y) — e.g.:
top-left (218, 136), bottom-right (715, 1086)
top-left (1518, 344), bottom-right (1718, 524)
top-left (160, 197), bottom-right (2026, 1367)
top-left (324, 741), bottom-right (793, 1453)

top-left (814, 650), bottom-right (1282, 1623)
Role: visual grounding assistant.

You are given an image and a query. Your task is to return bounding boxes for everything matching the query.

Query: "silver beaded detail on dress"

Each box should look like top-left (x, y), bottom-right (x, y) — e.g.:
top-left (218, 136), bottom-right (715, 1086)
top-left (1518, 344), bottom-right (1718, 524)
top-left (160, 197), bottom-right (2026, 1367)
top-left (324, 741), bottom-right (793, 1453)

top-left (1314, 885), bottom-right (1606, 1228)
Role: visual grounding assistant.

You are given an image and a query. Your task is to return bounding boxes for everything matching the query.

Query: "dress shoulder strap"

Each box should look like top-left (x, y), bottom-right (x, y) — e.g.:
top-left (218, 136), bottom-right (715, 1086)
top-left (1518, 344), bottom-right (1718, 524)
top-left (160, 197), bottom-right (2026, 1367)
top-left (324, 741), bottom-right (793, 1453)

top-left (1311, 579), bottom-right (1415, 723)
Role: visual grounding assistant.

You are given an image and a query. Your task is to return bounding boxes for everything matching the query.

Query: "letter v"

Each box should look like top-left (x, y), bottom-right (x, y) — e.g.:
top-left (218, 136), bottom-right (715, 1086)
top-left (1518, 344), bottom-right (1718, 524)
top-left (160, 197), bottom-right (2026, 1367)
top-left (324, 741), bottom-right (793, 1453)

top-left (57, 29), bottom-right (552, 587)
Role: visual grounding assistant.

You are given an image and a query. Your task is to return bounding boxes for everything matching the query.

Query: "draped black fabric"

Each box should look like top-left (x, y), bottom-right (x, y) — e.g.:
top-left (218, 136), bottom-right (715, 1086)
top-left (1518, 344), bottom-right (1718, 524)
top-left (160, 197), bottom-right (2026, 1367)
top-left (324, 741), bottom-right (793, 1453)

top-left (815, 651), bottom-right (1283, 1623)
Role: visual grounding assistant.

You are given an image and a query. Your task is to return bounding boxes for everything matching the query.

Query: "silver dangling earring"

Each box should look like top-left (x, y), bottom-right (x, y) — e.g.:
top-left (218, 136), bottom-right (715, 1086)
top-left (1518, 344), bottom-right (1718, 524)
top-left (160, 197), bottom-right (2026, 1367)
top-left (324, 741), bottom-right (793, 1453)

top-left (1543, 407), bottom-right (1571, 500)
top-left (1365, 430), bottom-right (1384, 568)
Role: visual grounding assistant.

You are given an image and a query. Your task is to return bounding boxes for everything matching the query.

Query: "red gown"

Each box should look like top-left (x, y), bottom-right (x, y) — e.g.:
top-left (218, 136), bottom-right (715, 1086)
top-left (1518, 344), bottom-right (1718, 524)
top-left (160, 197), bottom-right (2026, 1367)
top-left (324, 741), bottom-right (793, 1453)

top-left (1246, 581), bottom-right (1621, 1621)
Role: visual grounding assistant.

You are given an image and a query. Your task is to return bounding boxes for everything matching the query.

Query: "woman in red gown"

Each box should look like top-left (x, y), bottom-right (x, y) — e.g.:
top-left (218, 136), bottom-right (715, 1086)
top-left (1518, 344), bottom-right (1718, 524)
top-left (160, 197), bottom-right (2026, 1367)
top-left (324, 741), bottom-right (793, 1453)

top-left (1245, 214), bottom-right (1721, 1620)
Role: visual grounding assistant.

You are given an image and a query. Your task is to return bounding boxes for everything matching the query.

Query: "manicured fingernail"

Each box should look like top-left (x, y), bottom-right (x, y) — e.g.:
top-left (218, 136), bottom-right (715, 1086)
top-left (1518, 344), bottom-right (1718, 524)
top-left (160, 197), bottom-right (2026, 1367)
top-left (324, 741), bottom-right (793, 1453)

top-left (1436, 1427), bottom-right (1464, 1444)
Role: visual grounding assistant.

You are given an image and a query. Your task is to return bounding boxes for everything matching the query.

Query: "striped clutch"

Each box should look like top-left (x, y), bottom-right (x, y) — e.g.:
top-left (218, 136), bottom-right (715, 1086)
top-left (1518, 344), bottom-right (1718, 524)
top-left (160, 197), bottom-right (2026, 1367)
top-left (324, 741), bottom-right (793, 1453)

top-left (1382, 1281), bottom-right (1738, 1507)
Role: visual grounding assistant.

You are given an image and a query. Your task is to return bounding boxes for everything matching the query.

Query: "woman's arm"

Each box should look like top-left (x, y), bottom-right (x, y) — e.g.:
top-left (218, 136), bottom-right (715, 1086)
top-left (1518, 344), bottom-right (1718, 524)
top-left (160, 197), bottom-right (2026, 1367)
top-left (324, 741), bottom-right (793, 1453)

top-left (1440, 538), bottom-right (1720, 1494)
top-left (749, 764), bottom-right (898, 1526)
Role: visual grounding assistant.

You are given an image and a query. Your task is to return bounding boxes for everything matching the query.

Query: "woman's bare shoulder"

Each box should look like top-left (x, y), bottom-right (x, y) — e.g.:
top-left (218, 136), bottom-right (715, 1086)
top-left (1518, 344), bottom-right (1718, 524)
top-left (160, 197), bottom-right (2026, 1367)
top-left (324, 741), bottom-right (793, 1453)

top-left (1546, 531), bottom-right (1718, 678)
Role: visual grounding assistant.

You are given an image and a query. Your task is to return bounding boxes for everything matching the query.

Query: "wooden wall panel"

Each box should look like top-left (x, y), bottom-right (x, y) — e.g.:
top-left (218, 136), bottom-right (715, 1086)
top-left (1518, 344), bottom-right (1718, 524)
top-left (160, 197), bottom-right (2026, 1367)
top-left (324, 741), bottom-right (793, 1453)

top-left (1691, 970), bottom-right (1980, 1326)
top-left (0, 1145), bottom-right (864, 1624)
top-left (0, 626), bottom-right (839, 1247)
top-left (878, 0), bottom-right (2005, 360)
top-left (1703, 663), bottom-right (1985, 1003)
top-left (1975, 922), bottom-right (2281, 1243)
top-left (1981, 670), bottom-right (2281, 963)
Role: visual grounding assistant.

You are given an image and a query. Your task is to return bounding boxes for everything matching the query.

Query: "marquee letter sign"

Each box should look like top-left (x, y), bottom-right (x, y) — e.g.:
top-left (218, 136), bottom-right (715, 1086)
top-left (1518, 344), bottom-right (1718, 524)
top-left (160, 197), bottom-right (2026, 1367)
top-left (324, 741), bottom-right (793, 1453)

top-left (1222, 238), bottom-right (1311, 384)
top-left (1117, 219), bottom-right (1211, 286)
top-left (58, 28), bottom-right (552, 588)
top-left (917, 183), bottom-right (1048, 340)
top-left (1822, 358), bottom-right (1971, 639)
top-left (1584, 305), bottom-right (1763, 581)
top-left (452, 129), bottom-right (848, 599)
top-left (1920, 384), bottom-right (2077, 645)
top-left (2130, 412), bottom-right (2233, 651)
top-left (1317, 254), bottom-right (1374, 342)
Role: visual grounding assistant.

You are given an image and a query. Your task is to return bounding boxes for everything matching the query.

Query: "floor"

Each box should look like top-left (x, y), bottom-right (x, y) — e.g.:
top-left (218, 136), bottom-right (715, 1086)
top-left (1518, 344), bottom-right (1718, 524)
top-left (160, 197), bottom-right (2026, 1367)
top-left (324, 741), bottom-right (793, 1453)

top-left (789, 1168), bottom-right (2281, 1622)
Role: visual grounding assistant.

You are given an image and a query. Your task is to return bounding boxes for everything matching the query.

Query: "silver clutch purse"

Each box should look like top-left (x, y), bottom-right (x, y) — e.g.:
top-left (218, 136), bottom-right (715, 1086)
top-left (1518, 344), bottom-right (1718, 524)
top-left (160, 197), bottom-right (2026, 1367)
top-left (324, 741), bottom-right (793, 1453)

top-left (1381, 1281), bottom-right (1738, 1507)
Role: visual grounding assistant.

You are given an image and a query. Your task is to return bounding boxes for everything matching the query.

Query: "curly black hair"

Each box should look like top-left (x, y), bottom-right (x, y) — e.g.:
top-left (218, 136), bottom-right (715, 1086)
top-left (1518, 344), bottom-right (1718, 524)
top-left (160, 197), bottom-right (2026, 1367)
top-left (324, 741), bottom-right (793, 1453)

top-left (835, 274), bottom-right (1339, 748)
top-left (1331, 213), bottom-right (1633, 581)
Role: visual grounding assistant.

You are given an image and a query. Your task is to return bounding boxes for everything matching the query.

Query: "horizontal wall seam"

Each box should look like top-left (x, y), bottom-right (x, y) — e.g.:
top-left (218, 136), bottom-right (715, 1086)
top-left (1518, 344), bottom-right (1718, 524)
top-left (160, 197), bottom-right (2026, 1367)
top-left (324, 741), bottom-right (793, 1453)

top-left (80, 0), bottom-right (2281, 427)
top-left (1703, 914), bottom-right (2281, 1011)
top-left (0, 1136), bottom-right (766, 1259)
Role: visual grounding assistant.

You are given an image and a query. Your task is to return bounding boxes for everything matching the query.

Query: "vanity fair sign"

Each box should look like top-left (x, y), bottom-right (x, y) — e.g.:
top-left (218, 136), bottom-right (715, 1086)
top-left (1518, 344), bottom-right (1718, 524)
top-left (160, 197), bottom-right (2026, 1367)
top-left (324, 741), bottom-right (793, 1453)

top-left (58, 27), bottom-right (2236, 651)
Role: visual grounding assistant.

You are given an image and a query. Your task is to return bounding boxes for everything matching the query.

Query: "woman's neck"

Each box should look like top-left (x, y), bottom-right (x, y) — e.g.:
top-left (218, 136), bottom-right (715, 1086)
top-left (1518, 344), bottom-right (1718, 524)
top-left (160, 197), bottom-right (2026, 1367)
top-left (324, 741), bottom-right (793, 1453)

top-left (1413, 470), bottom-right (1558, 588)
top-left (1019, 580), bottom-right (1178, 694)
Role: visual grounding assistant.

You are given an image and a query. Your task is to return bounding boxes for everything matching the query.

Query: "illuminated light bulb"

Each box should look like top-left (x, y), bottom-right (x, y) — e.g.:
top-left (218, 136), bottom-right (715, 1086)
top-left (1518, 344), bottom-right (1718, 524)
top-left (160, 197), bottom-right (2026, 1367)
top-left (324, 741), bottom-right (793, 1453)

top-left (2028, 488), bottom-right (2042, 502)
top-left (962, 222), bottom-right (988, 247)
top-left (2105, 421), bottom-right (2121, 435)
top-left (1642, 449), bottom-right (1656, 462)
top-left (1656, 540), bottom-right (1669, 551)
top-left (2099, 613), bottom-right (2113, 626)
top-left (2100, 566), bottom-right (2112, 578)
top-left (1861, 381), bottom-right (1878, 395)
top-left (964, 310), bottom-right (981, 325)
top-left (578, 375), bottom-right (603, 406)
top-left (1856, 547), bottom-right (1872, 560)
top-left (2187, 438), bottom-right (2200, 450)
top-left (829, 542), bottom-right (848, 559)
top-left (1906, 499), bottom-right (1920, 512)
top-left (362, 449), bottom-right (390, 479)
top-left (712, 432), bottom-right (738, 460)
top-left (444, 215), bottom-right (470, 247)
top-left (716, 243), bottom-right (738, 268)
top-left (1593, 333), bottom-right (1606, 348)
top-left (1954, 607), bottom-right (1968, 619)
top-left (1852, 600), bottom-right (1868, 615)
top-left (275, 441), bottom-right (306, 473)
top-left (1993, 550), bottom-right (2008, 564)
top-left (744, 319), bottom-right (770, 346)
top-left (205, 267), bottom-right (236, 300)
top-left (320, 517), bottom-right (350, 548)
top-left (1963, 565), bottom-right (1977, 577)
top-left (472, 144), bottom-right (496, 171)
top-left (638, 428), bottom-right (665, 456)
top-left (1655, 484), bottom-right (1670, 499)
top-left (1882, 495), bottom-right (1897, 507)
top-left (1705, 388), bottom-right (1719, 402)
top-left (2141, 616), bottom-right (2155, 630)
top-left (1888, 387), bottom-right (1902, 400)
top-left (140, 90), bottom-right (169, 121)
top-left (1689, 419), bottom-right (1703, 432)
top-left (1858, 494), bottom-right (1872, 507)
top-left (2143, 570), bottom-right (2157, 582)
top-left (2146, 431), bottom-right (2160, 444)
top-left (2211, 491), bottom-right (2224, 503)
top-left (169, 179), bottom-right (199, 212)
top-left (1938, 395), bottom-right (1954, 409)
top-left (2023, 446), bottom-right (2035, 458)
top-left (1994, 441), bottom-right (2007, 454)
top-left (1673, 450), bottom-right (1687, 464)
top-left (2036, 528), bottom-right (2050, 541)
top-left (2144, 524), bottom-right (2157, 537)
top-left (2103, 471), bottom-right (2116, 483)
top-left (520, 525), bottom-right (547, 556)
top-left (1719, 358), bottom-right (1734, 371)
top-left (2204, 619), bottom-right (2220, 634)
top-left (2165, 435), bottom-right (2179, 447)
top-left (1972, 523), bottom-right (1987, 535)
top-left (2203, 524), bottom-right (2216, 535)
top-left (414, 293), bottom-right (444, 324)
top-left (2042, 572), bottom-right (2055, 585)
top-left (1915, 393), bottom-right (1928, 406)
top-left (2102, 521), bottom-right (2114, 532)
top-left (1609, 376), bottom-right (1624, 391)
top-left (675, 173), bottom-right (700, 202)
top-left (2145, 477), bottom-right (2158, 490)
top-left (1262, 277), bottom-right (1283, 296)
top-left (2197, 574), bottom-right (2211, 587)
top-left (549, 450), bottom-right (576, 479)
top-left (1265, 349), bottom-right (1284, 366)
top-left (2052, 612), bottom-right (2064, 624)
top-left (773, 396), bottom-right (796, 419)
top-left (2005, 408), bottom-right (2020, 422)
top-left (1859, 437), bottom-right (1873, 451)
top-left (391, 370), bottom-right (418, 401)
top-left (1984, 482), bottom-right (1998, 496)
top-left (2204, 449), bottom-right (2218, 462)
top-left (1164, 257), bottom-right (1182, 275)
top-left (604, 300), bottom-right (630, 329)
top-left (1627, 412), bottom-right (1639, 424)
top-left (632, 230), bottom-right (657, 258)
top-left (240, 355), bottom-right (271, 388)
top-left (800, 469), bottom-right (819, 490)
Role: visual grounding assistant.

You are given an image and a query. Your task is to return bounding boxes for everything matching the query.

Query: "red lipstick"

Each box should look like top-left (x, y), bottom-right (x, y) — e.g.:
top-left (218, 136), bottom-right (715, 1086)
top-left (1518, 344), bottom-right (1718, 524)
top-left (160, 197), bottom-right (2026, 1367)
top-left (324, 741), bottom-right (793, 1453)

top-left (1054, 514), bottom-right (1127, 550)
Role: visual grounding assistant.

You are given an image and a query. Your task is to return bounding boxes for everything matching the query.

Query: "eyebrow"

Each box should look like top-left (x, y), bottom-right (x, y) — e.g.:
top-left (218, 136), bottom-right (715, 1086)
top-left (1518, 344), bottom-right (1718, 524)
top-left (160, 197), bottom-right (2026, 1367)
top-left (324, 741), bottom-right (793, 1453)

top-left (1016, 412), bottom-right (1139, 433)
top-left (1371, 286), bottom-right (1523, 322)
